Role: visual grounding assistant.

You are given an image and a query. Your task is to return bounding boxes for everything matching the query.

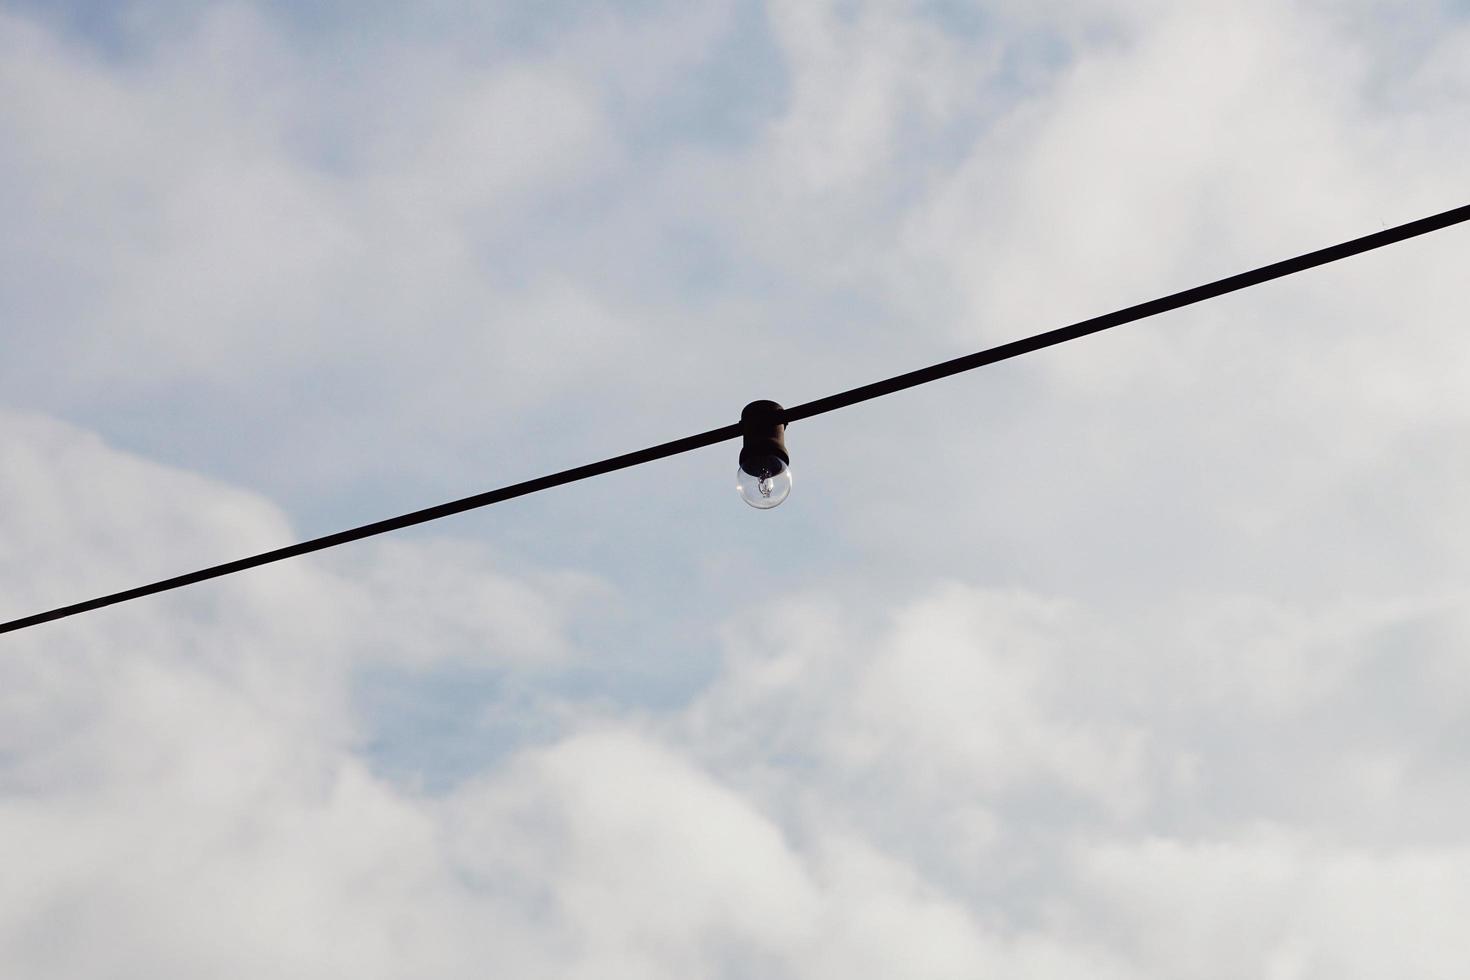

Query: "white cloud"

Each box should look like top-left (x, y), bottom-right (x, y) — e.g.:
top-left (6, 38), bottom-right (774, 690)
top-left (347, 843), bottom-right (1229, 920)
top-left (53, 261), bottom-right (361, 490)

top-left (4, 400), bottom-right (1470, 974)
top-left (1076, 833), bottom-right (1470, 979)
top-left (0, 5), bottom-right (624, 451)
top-left (3, 0), bottom-right (1470, 975)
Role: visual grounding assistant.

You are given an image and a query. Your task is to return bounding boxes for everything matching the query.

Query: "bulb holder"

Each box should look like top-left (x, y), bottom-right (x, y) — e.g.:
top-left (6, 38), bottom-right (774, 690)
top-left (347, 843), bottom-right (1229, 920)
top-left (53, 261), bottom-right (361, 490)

top-left (739, 400), bottom-right (789, 478)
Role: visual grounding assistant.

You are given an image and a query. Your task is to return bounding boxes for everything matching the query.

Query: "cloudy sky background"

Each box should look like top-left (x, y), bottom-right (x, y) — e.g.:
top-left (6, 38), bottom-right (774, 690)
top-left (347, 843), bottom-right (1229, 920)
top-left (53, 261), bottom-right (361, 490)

top-left (2, 0), bottom-right (1469, 974)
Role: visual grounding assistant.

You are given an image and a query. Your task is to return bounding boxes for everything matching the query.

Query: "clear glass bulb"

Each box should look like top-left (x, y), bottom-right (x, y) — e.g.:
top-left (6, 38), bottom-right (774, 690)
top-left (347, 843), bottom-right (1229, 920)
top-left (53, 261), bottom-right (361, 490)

top-left (736, 456), bottom-right (792, 509)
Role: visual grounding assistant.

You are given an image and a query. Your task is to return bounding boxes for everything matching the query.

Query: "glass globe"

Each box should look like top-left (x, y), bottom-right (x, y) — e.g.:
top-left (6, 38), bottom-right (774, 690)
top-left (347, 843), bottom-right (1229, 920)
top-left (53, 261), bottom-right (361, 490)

top-left (736, 456), bottom-right (792, 509)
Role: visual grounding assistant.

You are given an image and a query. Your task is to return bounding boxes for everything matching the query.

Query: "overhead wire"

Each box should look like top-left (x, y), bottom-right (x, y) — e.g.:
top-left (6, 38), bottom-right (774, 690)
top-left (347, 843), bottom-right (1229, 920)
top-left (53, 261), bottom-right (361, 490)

top-left (3, 202), bottom-right (1468, 636)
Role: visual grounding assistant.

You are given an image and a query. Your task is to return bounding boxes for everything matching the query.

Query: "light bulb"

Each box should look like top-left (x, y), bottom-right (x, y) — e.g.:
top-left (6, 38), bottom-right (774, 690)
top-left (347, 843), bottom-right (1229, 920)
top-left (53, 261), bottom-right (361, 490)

top-left (736, 399), bottom-right (793, 510)
top-left (736, 455), bottom-right (792, 509)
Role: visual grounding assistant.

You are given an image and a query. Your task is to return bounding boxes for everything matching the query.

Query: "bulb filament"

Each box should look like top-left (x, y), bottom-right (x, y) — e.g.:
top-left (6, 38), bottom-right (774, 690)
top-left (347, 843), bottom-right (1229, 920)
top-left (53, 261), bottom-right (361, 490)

top-left (759, 478), bottom-right (773, 498)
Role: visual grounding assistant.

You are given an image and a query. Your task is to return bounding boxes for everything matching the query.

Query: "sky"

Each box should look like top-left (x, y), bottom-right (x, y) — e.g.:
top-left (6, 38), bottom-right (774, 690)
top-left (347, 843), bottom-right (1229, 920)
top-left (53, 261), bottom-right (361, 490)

top-left (2, 0), bottom-right (1469, 975)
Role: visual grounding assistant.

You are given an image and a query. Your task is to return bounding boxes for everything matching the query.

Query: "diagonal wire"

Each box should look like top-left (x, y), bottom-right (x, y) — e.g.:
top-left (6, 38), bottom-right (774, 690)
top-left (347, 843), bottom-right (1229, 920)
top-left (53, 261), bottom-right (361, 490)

top-left (785, 203), bottom-right (1470, 422)
top-left (0, 422), bottom-right (741, 635)
top-left (4, 202), bottom-right (1468, 636)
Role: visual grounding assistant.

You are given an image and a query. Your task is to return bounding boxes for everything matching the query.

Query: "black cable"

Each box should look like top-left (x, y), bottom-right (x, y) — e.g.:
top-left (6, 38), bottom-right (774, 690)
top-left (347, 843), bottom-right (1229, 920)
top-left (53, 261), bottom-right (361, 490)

top-left (785, 203), bottom-right (1470, 422)
top-left (4, 202), bottom-right (1468, 636)
top-left (0, 422), bottom-right (741, 635)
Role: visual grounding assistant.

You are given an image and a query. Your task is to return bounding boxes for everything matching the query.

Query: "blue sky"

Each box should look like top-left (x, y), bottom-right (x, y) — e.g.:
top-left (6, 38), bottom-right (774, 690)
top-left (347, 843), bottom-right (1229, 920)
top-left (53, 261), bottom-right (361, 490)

top-left (3, 0), bottom-right (1470, 975)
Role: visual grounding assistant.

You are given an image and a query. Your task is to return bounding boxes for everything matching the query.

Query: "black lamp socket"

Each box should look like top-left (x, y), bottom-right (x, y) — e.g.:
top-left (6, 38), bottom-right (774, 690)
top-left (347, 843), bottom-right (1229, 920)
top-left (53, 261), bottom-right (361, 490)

top-left (739, 400), bottom-right (789, 478)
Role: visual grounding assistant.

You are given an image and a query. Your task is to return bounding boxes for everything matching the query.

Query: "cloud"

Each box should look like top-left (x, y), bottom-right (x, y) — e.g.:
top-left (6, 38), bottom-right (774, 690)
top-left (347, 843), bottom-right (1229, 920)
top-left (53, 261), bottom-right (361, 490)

top-left (4, 400), bottom-right (1470, 975)
top-left (0, 407), bottom-right (577, 975)
top-left (3, 0), bottom-right (1470, 975)
top-left (1076, 832), bottom-right (1470, 978)
top-left (0, 4), bottom-right (635, 500)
